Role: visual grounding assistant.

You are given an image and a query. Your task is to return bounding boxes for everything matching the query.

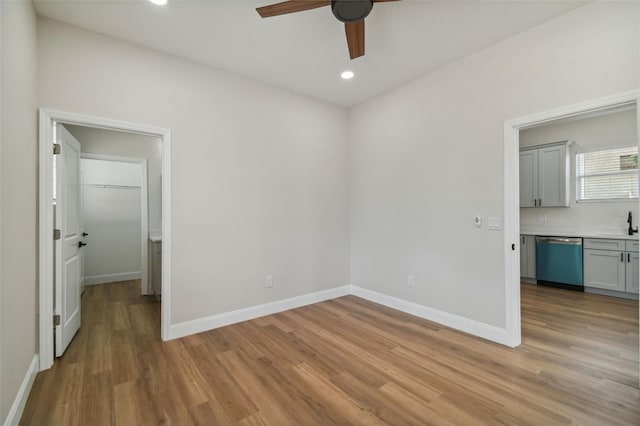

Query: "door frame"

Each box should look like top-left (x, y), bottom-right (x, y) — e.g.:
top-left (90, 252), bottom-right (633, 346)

top-left (38, 109), bottom-right (172, 371)
top-left (503, 89), bottom-right (640, 348)
top-left (80, 153), bottom-right (150, 295)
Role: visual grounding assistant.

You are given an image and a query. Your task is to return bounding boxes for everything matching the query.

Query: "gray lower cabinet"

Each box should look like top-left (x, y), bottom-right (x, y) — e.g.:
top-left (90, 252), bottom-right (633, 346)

top-left (626, 250), bottom-right (639, 293)
top-left (149, 239), bottom-right (162, 298)
top-left (520, 235), bottom-right (536, 279)
top-left (583, 238), bottom-right (639, 294)
top-left (583, 248), bottom-right (626, 291)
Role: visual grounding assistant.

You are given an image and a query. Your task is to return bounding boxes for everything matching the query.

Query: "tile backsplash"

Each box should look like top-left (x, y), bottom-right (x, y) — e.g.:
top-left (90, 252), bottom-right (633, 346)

top-left (521, 201), bottom-right (638, 235)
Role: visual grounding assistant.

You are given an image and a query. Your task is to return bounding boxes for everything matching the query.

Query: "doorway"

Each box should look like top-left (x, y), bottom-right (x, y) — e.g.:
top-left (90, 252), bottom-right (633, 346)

top-left (502, 90), bottom-right (640, 348)
top-left (66, 123), bottom-right (158, 296)
top-left (38, 109), bottom-right (172, 371)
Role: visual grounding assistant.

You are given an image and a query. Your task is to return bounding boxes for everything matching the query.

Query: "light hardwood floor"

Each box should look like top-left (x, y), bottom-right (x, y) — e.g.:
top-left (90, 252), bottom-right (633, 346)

top-left (21, 281), bottom-right (639, 425)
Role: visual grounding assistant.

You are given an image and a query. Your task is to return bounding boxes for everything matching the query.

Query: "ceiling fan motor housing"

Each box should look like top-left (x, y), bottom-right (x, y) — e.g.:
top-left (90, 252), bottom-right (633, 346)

top-left (331, 0), bottom-right (374, 23)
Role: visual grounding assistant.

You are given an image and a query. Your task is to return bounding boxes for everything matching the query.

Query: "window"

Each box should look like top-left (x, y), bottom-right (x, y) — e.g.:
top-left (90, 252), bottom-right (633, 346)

top-left (576, 146), bottom-right (638, 201)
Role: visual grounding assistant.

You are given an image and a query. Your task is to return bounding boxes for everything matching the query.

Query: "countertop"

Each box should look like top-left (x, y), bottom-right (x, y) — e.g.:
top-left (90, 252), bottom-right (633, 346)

top-left (520, 229), bottom-right (639, 241)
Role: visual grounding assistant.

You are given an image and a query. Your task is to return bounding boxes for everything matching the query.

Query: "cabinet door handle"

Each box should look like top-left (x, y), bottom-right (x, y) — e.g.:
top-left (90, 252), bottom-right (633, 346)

top-left (628, 253), bottom-right (631, 263)
top-left (621, 252), bottom-right (624, 262)
top-left (522, 236), bottom-right (525, 244)
top-left (534, 199), bottom-right (537, 207)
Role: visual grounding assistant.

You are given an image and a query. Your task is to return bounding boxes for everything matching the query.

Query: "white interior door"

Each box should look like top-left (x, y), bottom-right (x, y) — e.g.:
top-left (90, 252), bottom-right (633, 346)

top-left (79, 167), bottom-right (86, 294)
top-left (55, 124), bottom-right (82, 357)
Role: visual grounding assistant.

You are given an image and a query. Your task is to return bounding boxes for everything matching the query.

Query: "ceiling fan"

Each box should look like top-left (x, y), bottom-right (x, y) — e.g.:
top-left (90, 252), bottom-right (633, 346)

top-left (256, 0), bottom-right (400, 60)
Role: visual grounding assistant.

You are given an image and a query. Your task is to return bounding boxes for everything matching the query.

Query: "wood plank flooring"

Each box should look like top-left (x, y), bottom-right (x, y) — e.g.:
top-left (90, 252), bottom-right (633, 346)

top-left (21, 281), bottom-right (639, 425)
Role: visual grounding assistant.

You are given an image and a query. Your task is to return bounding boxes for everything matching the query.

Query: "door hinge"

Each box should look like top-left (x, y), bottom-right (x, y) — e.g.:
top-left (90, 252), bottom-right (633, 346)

top-left (53, 144), bottom-right (61, 155)
top-left (53, 229), bottom-right (61, 240)
top-left (53, 315), bottom-right (61, 326)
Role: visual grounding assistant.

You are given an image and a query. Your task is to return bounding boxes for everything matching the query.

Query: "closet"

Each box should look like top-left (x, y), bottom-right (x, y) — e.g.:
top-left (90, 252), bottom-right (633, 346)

top-left (81, 158), bottom-right (143, 285)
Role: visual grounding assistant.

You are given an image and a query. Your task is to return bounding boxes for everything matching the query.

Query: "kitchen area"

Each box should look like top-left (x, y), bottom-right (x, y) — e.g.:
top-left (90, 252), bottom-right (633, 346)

top-left (519, 106), bottom-right (639, 300)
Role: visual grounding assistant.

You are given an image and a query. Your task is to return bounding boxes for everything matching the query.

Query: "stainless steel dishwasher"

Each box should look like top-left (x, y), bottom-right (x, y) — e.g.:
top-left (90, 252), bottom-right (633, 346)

top-left (535, 236), bottom-right (584, 289)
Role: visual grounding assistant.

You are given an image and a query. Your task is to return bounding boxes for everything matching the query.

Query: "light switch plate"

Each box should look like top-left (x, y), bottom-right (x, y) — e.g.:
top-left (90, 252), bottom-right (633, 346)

top-left (488, 217), bottom-right (502, 230)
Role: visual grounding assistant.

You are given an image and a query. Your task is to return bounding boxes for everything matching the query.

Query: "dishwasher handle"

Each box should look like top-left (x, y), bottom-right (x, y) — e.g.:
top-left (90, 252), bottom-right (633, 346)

top-left (535, 236), bottom-right (583, 245)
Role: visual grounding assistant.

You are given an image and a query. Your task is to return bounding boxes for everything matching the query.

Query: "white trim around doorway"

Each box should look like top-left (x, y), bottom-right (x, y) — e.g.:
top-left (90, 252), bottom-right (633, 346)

top-left (38, 109), bottom-right (172, 371)
top-left (503, 90), bottom-right (640, 348)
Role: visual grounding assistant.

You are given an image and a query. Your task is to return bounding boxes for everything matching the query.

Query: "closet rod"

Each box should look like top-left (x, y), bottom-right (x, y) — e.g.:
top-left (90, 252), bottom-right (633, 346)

top-left (83, 184), bottom-right (141, 190)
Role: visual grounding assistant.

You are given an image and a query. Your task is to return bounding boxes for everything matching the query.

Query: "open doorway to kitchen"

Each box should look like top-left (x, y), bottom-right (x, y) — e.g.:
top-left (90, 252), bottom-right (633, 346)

top-left (38, 109), bottom-right (172, 371)
top-left (504, 91), bottom-right (640, 346)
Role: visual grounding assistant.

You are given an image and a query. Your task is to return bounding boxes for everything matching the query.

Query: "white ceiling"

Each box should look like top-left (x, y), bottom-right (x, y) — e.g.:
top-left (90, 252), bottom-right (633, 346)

top-left (34, 0), bottom-right (587, 107)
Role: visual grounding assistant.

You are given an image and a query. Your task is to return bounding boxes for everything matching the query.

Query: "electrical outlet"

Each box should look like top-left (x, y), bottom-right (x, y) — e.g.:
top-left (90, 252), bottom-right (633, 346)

top-left (265, 275), bottom-right (273, 288)
top-left (408, 275), bottom-right (415, 288)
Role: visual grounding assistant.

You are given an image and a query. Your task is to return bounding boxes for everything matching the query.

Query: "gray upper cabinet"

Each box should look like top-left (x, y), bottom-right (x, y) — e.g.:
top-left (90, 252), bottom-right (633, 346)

top-left (519, 150), bottom-right (538, 208)
top-left (520, 141), bottom-right (570, 208)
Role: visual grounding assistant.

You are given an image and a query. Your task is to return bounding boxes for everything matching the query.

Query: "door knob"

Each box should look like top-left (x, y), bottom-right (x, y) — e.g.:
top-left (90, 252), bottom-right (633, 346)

top-left (78, 242), bottom-right (87, 248)
top-left (82, 232), bottom-right (89, 237)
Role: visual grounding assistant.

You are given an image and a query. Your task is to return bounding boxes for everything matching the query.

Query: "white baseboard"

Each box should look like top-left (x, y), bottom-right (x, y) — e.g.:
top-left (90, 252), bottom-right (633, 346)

top-left (167, 284), bottom-right (508, 346)
top-left (3, 355), bottom-right (39, 426)
top-left (84, 271), bottom-right (141, 285)
top-left (351, 286), bottom-right (509, 346)
top-left (168, 285), bottom-right (351, 339)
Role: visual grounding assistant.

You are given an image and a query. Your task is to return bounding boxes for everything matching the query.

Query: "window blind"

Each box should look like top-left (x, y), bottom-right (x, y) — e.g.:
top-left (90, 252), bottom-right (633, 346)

top-left (576, 147), bottom-right (638, 201)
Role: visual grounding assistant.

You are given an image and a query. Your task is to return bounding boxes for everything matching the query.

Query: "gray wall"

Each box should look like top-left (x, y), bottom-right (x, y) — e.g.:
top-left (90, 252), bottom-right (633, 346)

top-left (349, 2), bottom-right (639, 329)
top-left (0, 1), bottom-right (38, 422)
top-left (38, 17), bottom-right (351, 325)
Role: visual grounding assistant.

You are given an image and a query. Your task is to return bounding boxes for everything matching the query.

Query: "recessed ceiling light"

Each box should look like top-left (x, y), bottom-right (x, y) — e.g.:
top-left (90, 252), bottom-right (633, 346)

top-left (341, 71), bottom-right (354, 80)
top-left (148, 0), bottom-right (168, 5)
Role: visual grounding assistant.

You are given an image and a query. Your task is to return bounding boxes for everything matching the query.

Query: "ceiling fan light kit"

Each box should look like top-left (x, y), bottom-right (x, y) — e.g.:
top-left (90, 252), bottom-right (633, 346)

top-left (331, 0), bottom-right (373, 23)
top-left (256, 0), bottom-right (400, 60)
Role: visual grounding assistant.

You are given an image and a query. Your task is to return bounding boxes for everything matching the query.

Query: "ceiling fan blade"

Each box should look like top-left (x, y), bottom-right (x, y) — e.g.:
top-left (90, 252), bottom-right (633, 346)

top-left (256, 0), bottom-right (331, 18)
top-left (345, 20), bottom-right (365, 60)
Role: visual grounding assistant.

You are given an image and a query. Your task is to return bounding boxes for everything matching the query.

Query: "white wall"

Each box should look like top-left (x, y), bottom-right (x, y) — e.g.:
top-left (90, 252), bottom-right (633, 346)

top-left (38, 18), bottom-right (350, 324)
top-left (81, 158), bottom-right (142, 281)
top-left (350, 2), bottom-right (639, 329)
top-left (0, 0), bottom-right (38, 422)
top-left (66, 125), bottom-right (162, 233)
top-left (520, 108), bottom-right (638, 235)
